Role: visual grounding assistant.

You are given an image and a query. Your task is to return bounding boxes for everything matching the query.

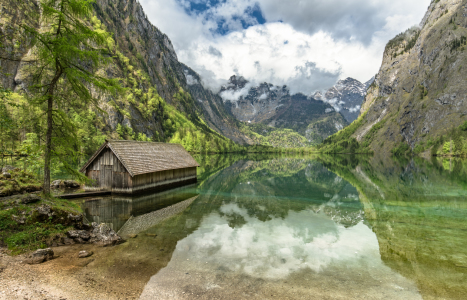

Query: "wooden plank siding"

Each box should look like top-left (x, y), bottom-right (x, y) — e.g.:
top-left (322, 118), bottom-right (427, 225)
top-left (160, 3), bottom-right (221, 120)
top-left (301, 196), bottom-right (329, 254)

top-left (84, 147), bottom-right (197, 194)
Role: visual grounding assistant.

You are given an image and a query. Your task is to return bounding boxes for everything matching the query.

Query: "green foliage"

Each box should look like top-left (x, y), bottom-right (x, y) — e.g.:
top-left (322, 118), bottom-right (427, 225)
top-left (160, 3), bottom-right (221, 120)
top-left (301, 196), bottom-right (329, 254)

top-left (240, 123), bottom-right (311, 148)
top-left (391, 142), bottom-right (411, 157)
top-left (448, 36), bottom-right (467, 52)
top-left (419, 85), bottom-right (428, 99)
top-left (443, 141), bottom-right (452, 154)
top-left (459, 120), bottom-right (467, 131)
top-left (386, 27), bottom-right (420, 58)
top-left (318, 112), bottom-right (368, 154)
top-left (0, 196), bottom-right (80, 254)
top-left (21, 0), bottom-right (121, 192)
top-left (0, 169), bottom-right (42, 197)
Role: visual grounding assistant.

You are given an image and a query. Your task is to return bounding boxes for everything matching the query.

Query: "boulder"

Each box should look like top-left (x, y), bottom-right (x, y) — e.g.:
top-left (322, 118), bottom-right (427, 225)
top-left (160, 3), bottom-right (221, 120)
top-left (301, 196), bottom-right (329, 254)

top-left (2, 172), bottom-right (11, 179)
top-left (11, 214), bottom-right (26, 224)
top-left (1, 165), bottom-right (16, 173)
top-left (66, 230), bottom-right (91, 241)
top-left (25, 248), bottom-right (54, 264)
top-left (63, 180), bottom-right (80, 188)
top-left (50, 180), bottom-right (62, 189)
top-left (78, 250), bottom-right (93, 258)
top-left (21, 194), bottom-right (41, 204)
top-left (35, 205), bottom-right (55, 220)
top-left (90, 223), bottom-right (123, 247)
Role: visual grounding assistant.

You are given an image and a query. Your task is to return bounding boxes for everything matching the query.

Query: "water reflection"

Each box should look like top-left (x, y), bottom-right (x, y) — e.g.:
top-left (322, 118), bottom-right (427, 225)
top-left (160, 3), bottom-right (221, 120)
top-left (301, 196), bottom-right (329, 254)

top-left (320, 154), bottom-right (467, 300)
top-left (80, 185), bottom-right (198, 232)
top-left (75, 154), bottom-right (467, 299)
top-left (139, 157), bottom-right (423, 299)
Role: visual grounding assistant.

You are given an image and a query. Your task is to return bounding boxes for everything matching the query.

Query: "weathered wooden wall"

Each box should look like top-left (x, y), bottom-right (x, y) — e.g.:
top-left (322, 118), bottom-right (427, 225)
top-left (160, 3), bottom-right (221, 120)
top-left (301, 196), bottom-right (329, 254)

top-left (132, 167), bottom-right (197, 188)
top-left (85, 148), bottom-right (131, 191)
top-left (84, 148), bottom-right (197, 194)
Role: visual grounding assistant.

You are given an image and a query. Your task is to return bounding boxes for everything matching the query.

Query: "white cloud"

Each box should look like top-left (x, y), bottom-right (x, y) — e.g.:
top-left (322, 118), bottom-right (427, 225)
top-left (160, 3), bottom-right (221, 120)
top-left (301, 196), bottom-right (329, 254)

top-left (139, 0), bottom-right (431, 93)
top-left (140, 203), bottom-right (422, 299)
top-left (219, 82), bottom-right (254, 101)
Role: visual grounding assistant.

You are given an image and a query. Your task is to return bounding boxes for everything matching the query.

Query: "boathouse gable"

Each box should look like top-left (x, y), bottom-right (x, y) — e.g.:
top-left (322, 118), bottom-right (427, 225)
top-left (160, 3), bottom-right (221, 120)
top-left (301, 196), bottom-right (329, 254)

top-left (80, 140), bottom-right (199, 194)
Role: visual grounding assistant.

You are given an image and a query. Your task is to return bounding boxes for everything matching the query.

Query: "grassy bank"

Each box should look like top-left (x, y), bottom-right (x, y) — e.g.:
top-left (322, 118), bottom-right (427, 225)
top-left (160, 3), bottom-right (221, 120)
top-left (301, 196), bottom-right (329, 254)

top-left (0, 193), bottom-right (82, 255)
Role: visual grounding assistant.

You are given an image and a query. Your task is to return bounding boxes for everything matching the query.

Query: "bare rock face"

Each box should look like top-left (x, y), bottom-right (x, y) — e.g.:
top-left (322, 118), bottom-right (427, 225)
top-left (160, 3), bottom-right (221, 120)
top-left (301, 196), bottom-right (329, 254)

top-left (25, 248), bottom-right (54, 264)
top-left (355, 0), bottom-right (467, 152)
top-left (313, 77), bottom-right (371, 123)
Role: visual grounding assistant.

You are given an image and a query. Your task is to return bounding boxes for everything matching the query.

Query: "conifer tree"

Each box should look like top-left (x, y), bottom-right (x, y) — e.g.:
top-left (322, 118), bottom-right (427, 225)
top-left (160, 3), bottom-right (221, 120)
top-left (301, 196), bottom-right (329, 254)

top-left (23, 0), bottom-right (119, 194)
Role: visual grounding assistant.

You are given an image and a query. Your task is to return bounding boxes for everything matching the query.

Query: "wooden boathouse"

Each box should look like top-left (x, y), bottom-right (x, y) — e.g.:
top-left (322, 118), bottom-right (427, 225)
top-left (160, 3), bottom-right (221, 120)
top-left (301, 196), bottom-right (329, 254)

top-left (79, 140), bottom-right (199, 194)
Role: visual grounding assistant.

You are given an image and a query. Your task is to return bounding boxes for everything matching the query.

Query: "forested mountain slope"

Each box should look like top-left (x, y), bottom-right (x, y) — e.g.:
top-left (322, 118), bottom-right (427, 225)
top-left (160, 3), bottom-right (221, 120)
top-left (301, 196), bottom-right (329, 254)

top-left (322, 0), bottom-right (467, 155)
top-left (0, 0), bottom-right (250, 156)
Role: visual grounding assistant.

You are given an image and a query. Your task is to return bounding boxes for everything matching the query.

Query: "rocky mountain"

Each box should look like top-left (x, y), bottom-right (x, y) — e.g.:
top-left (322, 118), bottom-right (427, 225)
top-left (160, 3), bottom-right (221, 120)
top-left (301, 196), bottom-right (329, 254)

top-left (313, 77), bottom-right (372, 123)
top-left (219, 75), bottom-right (348, 144)
top-left (322, 0), bottom-right (467, 155)
top-left (0, 0), bottom-right (249, 151)
top-left (181, 66), bottom-right (252, 145)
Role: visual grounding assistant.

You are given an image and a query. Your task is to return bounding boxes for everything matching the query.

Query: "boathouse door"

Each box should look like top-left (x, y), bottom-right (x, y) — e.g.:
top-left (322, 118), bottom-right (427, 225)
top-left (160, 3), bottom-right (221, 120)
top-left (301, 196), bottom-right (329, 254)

top-left (103, 165), bottom-right (113, 190)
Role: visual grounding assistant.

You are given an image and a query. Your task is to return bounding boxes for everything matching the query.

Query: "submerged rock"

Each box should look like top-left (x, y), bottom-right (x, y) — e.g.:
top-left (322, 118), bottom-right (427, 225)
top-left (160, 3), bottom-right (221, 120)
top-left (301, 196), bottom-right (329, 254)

top-left (78, 250), bottom-right (93, 258)
top-left (25, 248), bottom-right (54, 264)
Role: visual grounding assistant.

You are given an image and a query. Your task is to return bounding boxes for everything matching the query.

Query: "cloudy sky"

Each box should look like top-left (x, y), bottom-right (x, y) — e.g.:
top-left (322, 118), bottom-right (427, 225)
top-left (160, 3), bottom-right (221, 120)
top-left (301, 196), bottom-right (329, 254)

top-left (139, 0), bottom-right (431, 94)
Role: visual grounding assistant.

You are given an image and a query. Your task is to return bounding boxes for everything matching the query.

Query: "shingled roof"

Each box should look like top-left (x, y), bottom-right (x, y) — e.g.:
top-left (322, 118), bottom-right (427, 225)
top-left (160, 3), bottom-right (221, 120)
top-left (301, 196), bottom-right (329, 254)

top-left (80, 140), bottom-right (199, 177)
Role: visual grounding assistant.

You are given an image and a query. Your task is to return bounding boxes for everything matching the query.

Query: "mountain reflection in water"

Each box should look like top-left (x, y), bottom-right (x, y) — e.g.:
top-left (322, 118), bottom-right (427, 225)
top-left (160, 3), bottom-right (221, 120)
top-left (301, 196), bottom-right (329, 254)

top-left (75, 154), bottom-right (467, 299)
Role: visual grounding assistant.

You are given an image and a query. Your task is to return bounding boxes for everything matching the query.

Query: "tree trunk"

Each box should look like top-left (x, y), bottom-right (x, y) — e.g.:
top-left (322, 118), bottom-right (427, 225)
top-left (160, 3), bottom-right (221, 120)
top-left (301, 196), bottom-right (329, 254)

top-left (43, 96), bottom-right (53, 194)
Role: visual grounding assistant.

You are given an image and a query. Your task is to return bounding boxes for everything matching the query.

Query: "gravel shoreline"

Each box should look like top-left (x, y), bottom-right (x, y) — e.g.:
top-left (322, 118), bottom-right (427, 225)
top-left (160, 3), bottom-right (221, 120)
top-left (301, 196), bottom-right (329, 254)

top-left (0, 245), bottom-right (146, 300)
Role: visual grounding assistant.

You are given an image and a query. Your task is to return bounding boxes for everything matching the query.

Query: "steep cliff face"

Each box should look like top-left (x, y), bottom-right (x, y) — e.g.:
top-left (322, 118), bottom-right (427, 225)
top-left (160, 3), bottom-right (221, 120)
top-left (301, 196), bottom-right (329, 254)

top-left (355, 0), bottom-right (467, 154)
top-left (313, 77), bottom-right (372, 123)
top-left (182, 66), bottom-right (253, 145)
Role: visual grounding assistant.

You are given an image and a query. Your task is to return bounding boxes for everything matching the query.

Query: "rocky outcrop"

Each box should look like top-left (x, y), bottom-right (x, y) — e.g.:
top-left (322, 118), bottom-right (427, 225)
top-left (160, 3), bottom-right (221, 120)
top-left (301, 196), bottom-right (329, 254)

top-left (313, 77), bottom-right (371, 123)
top-left (354, 0), bottom-right (467, 152)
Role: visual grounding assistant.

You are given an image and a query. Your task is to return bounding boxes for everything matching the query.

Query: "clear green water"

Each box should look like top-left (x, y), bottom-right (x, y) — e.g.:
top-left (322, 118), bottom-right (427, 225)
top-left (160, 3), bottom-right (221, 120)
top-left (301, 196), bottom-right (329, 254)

top-left (79, 154), bottom-right (467, 299)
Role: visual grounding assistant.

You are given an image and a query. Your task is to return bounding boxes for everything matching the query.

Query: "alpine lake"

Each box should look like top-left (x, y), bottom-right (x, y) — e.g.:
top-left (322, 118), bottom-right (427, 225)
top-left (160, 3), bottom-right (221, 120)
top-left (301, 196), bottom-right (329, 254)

top-left (72, 154), bottom-right (467, 299)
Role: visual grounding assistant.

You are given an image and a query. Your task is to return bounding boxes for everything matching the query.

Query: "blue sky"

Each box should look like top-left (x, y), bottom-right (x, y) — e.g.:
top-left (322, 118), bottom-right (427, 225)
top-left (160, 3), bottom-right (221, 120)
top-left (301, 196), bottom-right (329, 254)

top-left (178, 0), bottom-right (266, 35)
top-left (140, 0), bottom-right (431, 94)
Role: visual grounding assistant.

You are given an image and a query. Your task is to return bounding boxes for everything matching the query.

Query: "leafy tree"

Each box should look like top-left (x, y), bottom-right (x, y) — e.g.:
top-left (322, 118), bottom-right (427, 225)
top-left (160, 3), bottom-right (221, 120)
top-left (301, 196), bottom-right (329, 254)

top-left (0, 100), bottom-right (16, 163)
top-left (22, 0), bottom-right (119, 194)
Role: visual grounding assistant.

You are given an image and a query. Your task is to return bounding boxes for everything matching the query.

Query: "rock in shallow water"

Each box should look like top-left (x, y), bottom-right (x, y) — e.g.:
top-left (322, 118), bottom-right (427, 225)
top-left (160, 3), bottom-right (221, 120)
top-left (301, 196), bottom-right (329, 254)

top-left (65, 223), bottom-right (123, 246)
top-left (25, 248), bottom-right (54, 264)
top-left (78, 250), bottom-right (93, 258)
top-left (91, 223), bottom-right (123, 246)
